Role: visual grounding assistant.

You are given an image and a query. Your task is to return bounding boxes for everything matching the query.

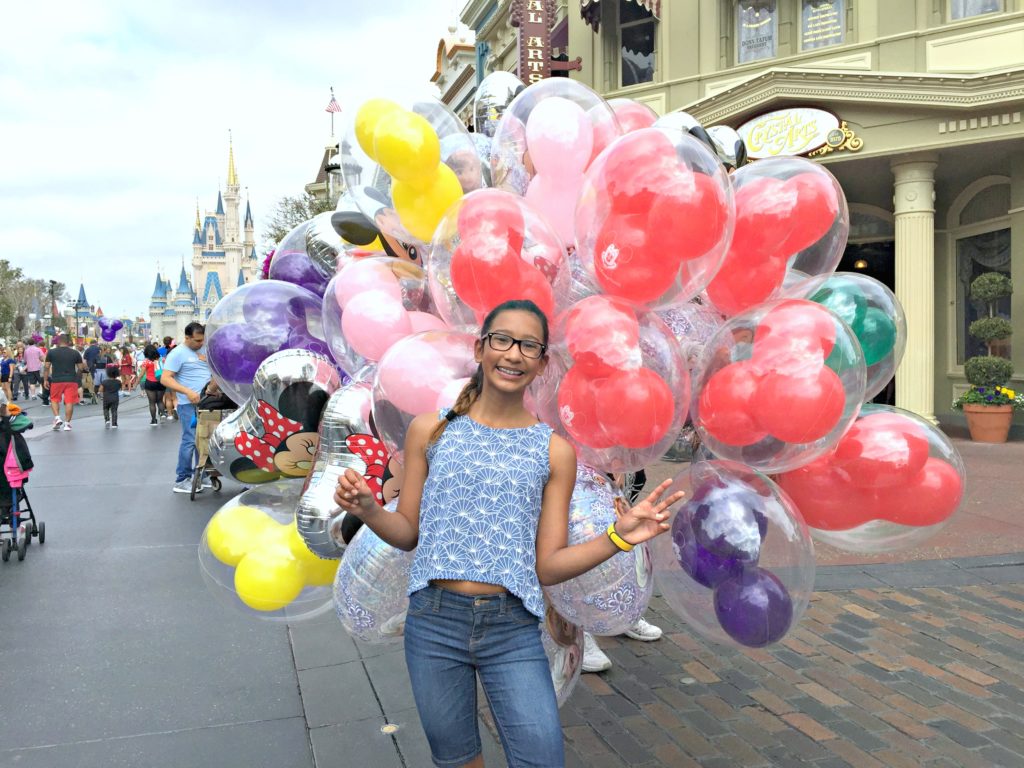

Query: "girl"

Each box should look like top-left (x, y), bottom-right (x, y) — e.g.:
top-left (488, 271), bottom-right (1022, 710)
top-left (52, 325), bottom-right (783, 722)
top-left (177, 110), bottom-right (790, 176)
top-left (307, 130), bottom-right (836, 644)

top-left (0, 347), bottom-right (12, 403)
top-left (139, 344), bottom-right (166, 425)
top-left (118, 346), bottom-right (136, 391)
top-left (335, 299), bottom-right (682, 768)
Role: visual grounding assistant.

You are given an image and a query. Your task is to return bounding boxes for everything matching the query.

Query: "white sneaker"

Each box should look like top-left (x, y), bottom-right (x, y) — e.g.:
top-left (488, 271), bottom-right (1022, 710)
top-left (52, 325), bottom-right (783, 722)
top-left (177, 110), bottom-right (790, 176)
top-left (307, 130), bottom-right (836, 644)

top-left (200, 474), bottom-right (214, 489)
top-left (62, 422), bottom-right (72, 431)
top-left (624, 617), bottom-right (663, 642)
top-left (52, 418), bottom-right (63, 431)
top-left (582, 633), bottom-right (612, 673)
top-left (172, 479), bottom-right (196, 494)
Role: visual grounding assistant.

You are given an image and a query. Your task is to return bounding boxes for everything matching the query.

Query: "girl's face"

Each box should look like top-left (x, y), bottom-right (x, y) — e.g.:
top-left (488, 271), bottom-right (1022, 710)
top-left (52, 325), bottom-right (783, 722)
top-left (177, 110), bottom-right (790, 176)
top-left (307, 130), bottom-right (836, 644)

top-left (475, 309), bottom-right (548, 396)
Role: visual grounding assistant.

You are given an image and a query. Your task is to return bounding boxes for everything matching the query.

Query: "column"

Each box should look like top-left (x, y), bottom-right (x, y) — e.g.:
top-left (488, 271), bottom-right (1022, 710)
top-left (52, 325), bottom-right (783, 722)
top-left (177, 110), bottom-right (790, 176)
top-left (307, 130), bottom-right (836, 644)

top-left (891, 155), bottom-right (938, 423)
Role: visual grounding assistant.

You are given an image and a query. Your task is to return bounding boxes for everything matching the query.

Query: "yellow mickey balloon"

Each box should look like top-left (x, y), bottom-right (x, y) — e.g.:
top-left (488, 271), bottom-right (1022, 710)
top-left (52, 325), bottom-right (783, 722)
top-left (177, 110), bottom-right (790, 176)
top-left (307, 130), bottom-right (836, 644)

top-left (234, 544), bottom-right (306, 612)
top-left (355, 98), bottom-right (403, 160)
top-left (286, 523), bottom-right (341, 587)
top-left (392, 163), bottom-right (463, 242)
top-left (205, 504), bottom-right (279, 567)
top-left (374, 110), bottom-right (440, 184)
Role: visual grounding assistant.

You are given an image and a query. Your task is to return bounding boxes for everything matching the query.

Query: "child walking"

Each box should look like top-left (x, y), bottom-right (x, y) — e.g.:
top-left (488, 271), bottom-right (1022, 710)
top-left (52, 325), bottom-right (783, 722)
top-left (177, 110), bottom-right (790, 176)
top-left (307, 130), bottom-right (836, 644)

top-left (335, 299), bottom-right (682, 768)
top-left (100, 364), bottom-right (121, 428)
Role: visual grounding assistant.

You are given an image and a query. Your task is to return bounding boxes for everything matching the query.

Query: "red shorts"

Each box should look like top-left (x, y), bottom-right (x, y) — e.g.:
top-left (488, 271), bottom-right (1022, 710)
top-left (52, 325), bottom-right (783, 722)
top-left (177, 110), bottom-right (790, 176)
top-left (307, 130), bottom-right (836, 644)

top-left (49, 382), bottom-right (80, 404)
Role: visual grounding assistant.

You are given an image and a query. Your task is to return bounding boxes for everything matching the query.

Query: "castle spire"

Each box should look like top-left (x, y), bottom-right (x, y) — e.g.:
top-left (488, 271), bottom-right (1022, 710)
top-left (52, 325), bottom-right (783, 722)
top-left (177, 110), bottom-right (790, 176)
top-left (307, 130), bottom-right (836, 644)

top-left (227, 130), bottom-right (238, 186)
top-left (194, 199), bottom-right (201, 231)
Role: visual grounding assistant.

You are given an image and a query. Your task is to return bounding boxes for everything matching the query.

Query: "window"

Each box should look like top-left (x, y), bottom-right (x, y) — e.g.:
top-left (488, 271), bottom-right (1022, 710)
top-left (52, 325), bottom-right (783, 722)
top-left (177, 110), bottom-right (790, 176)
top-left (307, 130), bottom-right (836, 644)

top-left (620, 1), bottom-right (656, 86)
top-left (956, 228), bottom-right (1011, 364)
top-left (950, 0), bottom-right (1002, 20)
top-left (801, 0), bottom-right (844, 50)
top-left (737, 0), bottom-right (778, 63)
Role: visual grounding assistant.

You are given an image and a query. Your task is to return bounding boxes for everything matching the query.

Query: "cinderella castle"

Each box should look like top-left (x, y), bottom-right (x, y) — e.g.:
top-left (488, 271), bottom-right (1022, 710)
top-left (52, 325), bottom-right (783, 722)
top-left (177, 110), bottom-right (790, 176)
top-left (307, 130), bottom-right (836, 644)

top-left (148, 139), bottom-right (260, 341)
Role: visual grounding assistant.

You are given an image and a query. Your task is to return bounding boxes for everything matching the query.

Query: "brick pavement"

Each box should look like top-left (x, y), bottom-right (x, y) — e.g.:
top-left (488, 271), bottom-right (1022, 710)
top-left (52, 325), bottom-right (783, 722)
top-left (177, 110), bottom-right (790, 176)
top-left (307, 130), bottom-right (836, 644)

top-left (559, 567), bottom-right (1024, 767)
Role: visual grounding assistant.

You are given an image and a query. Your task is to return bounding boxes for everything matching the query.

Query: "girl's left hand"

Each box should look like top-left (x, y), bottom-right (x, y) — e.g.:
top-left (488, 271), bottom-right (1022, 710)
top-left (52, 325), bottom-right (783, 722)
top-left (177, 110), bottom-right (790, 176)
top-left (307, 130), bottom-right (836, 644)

top-left (613, 479), bottom-right (685, 546)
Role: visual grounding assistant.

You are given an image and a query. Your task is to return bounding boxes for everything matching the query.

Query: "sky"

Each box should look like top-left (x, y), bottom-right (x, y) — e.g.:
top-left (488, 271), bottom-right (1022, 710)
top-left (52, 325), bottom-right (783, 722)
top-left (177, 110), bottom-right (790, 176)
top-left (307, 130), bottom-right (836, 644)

top-left (0, 0), bottom-right (462, 321)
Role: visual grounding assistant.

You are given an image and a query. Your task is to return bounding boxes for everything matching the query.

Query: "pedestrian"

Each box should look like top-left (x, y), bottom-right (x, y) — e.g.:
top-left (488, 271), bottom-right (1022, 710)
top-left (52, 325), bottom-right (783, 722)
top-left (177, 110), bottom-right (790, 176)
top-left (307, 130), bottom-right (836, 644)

top-left (160, 323), bottom-right (210, 493)
top-left (158, 337), bottom-right (177, 420)
top-left (118, 345), bottom-right (135, 391)
top-left (139, 343), bottom-right (166, 425)
top-left (42, 334), bottom-right (86, 431)
top-left (333, 299), bottom-right (683, 768)
top-left (10, 343), bottom-right (28, 402)
top-left (100, 364), bottom-right (121, 428)
top-left (22, 336), bottom-right (44, 399)
top-left (0, 346), bottom-right (12, 403)
top-left (83, 338), bottom-right (100, 382)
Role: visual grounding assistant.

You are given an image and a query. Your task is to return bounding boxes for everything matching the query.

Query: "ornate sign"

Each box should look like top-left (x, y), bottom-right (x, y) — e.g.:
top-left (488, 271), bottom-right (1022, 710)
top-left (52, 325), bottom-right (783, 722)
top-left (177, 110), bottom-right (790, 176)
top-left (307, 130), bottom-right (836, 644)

top-left (737, 107), bottom-right (862, 158)
top-left (511, 0), bottom-right (581, 82)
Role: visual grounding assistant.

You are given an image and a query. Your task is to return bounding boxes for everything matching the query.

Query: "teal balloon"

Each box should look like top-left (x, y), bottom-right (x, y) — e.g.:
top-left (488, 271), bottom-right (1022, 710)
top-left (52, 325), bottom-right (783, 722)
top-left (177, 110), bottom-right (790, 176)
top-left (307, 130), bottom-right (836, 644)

top-left (810, 279), bottom-right (867, 331)
top-left (854, 307), bottom-right (897, 366)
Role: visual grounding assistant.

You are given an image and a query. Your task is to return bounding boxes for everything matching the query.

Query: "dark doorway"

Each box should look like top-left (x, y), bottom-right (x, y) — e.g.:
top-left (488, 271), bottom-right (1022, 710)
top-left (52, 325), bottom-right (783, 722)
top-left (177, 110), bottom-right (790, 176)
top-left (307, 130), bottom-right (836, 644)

top-left (841, 241), bottom-right (896, 405)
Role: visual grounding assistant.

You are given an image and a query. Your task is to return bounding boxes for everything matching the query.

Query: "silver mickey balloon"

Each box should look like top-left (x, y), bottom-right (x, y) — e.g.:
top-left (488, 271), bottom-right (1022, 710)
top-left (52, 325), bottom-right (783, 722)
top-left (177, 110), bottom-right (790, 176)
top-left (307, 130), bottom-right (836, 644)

top-left (333, 508), bottom-right (416, 643)
top-left (473, 71), bottom-right (525, 137)
top-left (540, 605), bottom-right (585, 708)
top-left (305, 211), bottom-right (346, 276)
top-left (296, 379), bottom-right (403, 558)
top-left (706, 125), bottom-right (748, 171)
top-left (209, 349), bottom-right (341, 484)
top-left (654, 110), bottom-right (714, 151)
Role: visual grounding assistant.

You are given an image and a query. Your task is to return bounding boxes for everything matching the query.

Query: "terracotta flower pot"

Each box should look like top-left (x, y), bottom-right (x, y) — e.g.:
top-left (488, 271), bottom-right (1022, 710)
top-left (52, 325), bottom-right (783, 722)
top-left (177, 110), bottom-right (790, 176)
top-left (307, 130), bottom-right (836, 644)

top-left (963, 403), bottom-right (1013, 443)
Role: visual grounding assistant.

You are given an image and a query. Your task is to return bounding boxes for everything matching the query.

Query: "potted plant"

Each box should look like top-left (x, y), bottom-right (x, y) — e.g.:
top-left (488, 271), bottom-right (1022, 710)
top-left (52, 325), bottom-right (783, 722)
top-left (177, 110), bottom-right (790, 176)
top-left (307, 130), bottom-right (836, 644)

top-left (954, 272), bottom-right (1019, 442)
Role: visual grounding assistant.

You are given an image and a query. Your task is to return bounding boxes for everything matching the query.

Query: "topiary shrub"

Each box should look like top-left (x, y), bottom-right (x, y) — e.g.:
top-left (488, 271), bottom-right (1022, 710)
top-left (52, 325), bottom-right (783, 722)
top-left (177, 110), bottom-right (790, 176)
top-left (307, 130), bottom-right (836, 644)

top-left (965, 356), bottom-right (1015, 388)
top-left (970, 272), bottom-right (1012, 305)
top-left (968, 317), bottom-right (1014, 346)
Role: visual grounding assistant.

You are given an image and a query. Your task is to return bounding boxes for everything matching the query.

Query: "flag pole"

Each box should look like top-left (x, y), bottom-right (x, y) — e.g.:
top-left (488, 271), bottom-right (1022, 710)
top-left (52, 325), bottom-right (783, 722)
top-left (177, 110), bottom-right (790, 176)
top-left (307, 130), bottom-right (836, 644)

top-left (330, 86), bottom-right (335, 137)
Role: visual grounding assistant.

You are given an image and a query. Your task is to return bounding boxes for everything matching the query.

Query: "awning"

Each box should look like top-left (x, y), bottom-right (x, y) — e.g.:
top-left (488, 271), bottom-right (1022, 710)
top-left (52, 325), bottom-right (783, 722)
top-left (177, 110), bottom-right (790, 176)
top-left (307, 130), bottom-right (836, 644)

top-left (581, 0), bottom-right (661, 32)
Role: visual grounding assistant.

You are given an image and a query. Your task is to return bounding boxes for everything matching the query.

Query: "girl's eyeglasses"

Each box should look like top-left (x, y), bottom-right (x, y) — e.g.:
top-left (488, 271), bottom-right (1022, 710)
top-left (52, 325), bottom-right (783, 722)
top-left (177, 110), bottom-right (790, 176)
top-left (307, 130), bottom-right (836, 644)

top-left (483, 332), bottom-right (546, 359)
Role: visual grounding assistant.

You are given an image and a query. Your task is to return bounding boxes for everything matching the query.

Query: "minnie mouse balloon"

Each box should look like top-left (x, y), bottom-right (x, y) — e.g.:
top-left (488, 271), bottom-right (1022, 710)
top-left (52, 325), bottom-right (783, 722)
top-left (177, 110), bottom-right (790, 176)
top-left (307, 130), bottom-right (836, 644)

top-left (296, 380), bottom-right (403, 559)
top-left (210, 350), bottom-right (341, 485)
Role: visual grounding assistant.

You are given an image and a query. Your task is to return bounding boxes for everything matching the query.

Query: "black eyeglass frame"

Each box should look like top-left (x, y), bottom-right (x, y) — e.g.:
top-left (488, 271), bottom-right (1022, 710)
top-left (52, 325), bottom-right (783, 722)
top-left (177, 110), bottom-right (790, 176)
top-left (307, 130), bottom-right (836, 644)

top-left (482, 332), bottom-right (547, 359)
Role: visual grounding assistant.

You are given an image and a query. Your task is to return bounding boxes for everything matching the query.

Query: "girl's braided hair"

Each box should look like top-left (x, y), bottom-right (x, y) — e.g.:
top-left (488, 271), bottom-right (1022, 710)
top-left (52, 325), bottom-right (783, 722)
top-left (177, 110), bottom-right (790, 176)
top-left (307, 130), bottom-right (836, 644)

top-left (428, 299), bottom-right (549, 445)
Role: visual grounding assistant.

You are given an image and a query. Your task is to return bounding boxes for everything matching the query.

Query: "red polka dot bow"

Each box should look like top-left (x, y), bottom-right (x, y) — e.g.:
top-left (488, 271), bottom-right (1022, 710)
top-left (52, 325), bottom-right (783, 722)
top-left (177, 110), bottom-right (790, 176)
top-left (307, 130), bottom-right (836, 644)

top-left (346, 434), bottom-right (389, 506)
top-left (234, 401), bottom-right (304, 471)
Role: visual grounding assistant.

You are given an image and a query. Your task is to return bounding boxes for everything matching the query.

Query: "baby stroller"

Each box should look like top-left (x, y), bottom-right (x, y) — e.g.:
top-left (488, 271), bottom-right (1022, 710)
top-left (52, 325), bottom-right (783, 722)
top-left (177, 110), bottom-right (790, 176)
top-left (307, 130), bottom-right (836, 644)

top-left (1, 407), bottom-right (44, 562)
top-left (189, 383), bottom-right (237, 501)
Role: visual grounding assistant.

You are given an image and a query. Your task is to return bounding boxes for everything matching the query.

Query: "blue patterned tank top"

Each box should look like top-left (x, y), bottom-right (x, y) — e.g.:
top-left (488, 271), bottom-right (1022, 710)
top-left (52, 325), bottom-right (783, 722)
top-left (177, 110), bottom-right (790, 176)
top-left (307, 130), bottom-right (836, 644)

top-left (408, 412), bottom-right (554, 618)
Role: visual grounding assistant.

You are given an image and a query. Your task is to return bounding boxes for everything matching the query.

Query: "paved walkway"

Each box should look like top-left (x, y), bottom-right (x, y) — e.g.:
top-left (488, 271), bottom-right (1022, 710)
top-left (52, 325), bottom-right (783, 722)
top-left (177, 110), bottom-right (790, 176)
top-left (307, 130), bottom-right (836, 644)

top-left (4, 395), bottom-right (1023, 767)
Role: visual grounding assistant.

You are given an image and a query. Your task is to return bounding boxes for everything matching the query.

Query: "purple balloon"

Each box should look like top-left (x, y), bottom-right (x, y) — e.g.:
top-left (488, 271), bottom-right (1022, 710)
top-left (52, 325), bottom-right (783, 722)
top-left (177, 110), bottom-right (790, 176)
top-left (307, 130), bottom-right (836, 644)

top-left (671, 511), bottom-right (742, 589)
top-left (713, 567), bottom-right (793, 647)
top-left (98, 317), bottom-right (123, 334)
top-left (101, 329), bottom-right (117, 342)
top-left (269, 250), bottom-right (330, 297)
top-left (207, 324), bottom-right (280, 384)
top-left (286, 325), bottom-right (334, 360)
top-left (688, 479), bottom-right (768, 564)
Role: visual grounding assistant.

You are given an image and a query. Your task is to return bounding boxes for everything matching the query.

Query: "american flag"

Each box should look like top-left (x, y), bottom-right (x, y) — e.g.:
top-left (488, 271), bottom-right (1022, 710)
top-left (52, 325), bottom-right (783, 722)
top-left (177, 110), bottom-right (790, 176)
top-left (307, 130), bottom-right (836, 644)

top-left (325, 91), bottom-right (342, 113)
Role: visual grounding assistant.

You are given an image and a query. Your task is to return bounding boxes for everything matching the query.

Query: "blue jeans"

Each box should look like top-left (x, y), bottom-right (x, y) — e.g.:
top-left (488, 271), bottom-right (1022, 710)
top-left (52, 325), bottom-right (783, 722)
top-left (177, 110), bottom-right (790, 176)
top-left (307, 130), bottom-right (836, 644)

top-left (404, 586), bottom-right (563, 768)
top-left (175, 403), bottom-right (197, 482)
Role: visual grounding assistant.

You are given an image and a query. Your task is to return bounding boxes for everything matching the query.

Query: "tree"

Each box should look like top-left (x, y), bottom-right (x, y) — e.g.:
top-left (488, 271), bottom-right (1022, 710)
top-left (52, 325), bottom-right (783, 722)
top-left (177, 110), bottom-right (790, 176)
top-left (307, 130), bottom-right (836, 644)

top-left (0, 260), bottom-right (69, 341)
top-left (261, 192), bottom-right (334, 252)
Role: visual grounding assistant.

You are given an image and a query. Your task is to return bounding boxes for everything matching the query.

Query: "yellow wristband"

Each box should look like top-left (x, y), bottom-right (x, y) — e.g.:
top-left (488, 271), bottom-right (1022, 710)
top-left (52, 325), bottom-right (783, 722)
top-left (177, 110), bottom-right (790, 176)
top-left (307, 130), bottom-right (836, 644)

top-left (606, 522), bottom-right (634, 552)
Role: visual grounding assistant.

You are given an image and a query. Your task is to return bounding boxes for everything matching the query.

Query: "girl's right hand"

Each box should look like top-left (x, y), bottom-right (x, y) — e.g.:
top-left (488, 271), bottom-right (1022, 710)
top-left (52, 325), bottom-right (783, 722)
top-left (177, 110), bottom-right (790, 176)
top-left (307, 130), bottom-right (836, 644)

top-left (334, 468), bottom-right (378, 518)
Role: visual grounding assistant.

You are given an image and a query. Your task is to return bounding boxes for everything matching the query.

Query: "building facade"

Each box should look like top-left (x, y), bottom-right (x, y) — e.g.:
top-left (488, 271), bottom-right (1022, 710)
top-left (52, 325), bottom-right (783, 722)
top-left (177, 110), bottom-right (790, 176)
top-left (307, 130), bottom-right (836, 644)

top-left (569, 0), bottom-right (1024, 431)
top-left (149, 141), bottom-right (259, 342)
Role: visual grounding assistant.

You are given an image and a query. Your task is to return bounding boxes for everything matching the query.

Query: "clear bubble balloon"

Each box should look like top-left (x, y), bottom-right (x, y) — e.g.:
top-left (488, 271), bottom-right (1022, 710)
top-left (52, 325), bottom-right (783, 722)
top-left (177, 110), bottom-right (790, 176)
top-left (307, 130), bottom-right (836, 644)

top-left (322, 256), bottom-right (434, 376)
top-left (269, 219), bottom-right (332, 297)
top-left (490, 79), bottom-right (619, 244)
top-left (777, 405), bottom-right (966, 553)
top-left (372, 330), bottom-right (478, 456)
top-left (341, 94), bottom-right (480, 248)
top-left (787, 272), bottom-right (907, 402)
top-left (198, 481), bottom-right (338, 622)
top-left (652, 110), bottom-right (714, 150)
top-left (574, 129), bottom-right (734, 308)
top-left (544, 466), bottom-right (653, 635)
top-left (474, 70), bottom-right (525, 138)
top-left (705, 125), bottom-right (748, 171)
top-left (704, 157), bottom-right (849, 317)
top-left (428, 189), bottom-right (564, 331)
top-left (206, 280), bottom-right (333, 406)
top-left (533, 295), bottom-right (689, 474)
top-left (651, 460), bottom-right (815, 648)
top-left (692, 298), bottom-right (866, 473)
top-left (333, 504), bottom-right (416, 643)
top-left (540, 605), bottom-right (585, 707)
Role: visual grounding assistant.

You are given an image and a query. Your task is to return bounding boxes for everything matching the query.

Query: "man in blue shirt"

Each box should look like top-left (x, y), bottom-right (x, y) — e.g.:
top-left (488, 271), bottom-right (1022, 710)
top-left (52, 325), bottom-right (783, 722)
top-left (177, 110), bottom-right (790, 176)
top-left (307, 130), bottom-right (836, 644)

top-left (160, 322), bottom-right (211, 493)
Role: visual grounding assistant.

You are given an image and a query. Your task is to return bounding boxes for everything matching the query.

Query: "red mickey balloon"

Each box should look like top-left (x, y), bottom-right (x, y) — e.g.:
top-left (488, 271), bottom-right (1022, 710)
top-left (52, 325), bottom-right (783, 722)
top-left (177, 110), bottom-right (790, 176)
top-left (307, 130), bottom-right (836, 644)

top-left (450, 239), bottom-right (523, 312)
top-left (698, 361), bottom-right (766, 447)
top-left (832, 412), bottom-right (930, 489)
top-left (753, 300), bottom-right (837, 364)
top-left (593, 213), bottom-right (679, 304)
top-left (557, 365), bottom-right (614, 449)
top-left (602, 130), bottom-right (679, 217)
top-left (778, 171), bottom-right (839, 255)
top-left (564, 295), bottom-right (641, 377)
top-left (647, 171), bottom-right (728, 264)
top-left (457, 189), bottom-right (525, 255)
top-left (869, 457), bottom-right (964, 528)
top-left (595, 367), bottom-right (675, 449)
top-left (777, 458), bottom-right (864, 531)
top-left (754, 365), bottom-right (845, 444)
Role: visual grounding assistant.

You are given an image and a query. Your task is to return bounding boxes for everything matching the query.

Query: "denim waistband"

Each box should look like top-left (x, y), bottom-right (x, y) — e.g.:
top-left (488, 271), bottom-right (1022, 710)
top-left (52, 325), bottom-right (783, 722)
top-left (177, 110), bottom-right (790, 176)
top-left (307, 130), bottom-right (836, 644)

top-left (418, 584), bottom-right (524, 614)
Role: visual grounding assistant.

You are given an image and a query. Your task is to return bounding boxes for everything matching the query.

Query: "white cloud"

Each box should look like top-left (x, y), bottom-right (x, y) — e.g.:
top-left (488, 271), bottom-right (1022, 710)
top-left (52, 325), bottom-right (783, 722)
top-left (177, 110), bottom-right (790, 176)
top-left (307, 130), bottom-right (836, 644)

top-left (0, 0), bottom-right (459, 321)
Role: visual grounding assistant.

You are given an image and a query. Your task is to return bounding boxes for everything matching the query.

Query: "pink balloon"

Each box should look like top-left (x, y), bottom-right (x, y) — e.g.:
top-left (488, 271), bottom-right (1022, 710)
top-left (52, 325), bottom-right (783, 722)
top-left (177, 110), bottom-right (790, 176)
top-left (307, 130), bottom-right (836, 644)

top-left (526, 97), bottom-right (594, 176)
top-left (609, 98), bottom-right (658, 133)
top-left (436, 377), bottom-right (470, 411)
top-left (379, 340), bottom-right (449, 416)
top-left (409, 311), bottom-right (447, 333)
top-left (335, 259), bottom-right (402, 309)
top-left (526, 172), bottom-right (584, 247)
top-left (341, 291), bottom-right (412, 361)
